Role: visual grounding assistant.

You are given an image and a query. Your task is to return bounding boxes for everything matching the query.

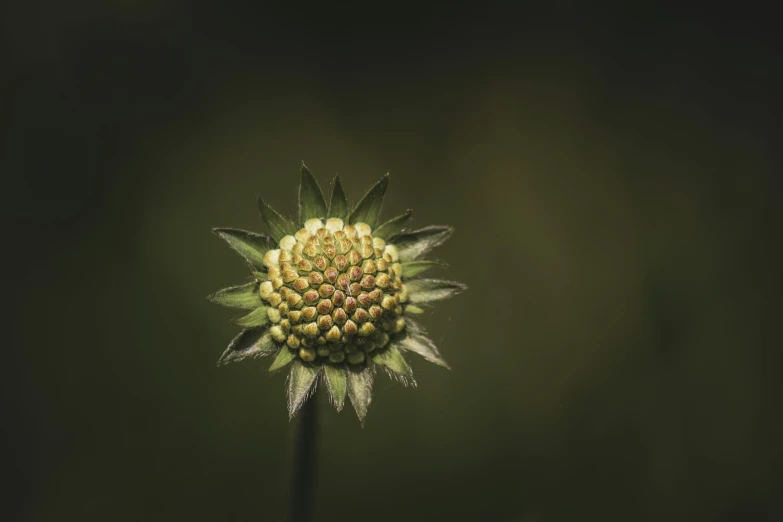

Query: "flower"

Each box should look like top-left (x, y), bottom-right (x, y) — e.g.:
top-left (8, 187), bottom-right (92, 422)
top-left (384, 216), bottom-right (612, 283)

top-left (209, 163), bottom-right (466, 423)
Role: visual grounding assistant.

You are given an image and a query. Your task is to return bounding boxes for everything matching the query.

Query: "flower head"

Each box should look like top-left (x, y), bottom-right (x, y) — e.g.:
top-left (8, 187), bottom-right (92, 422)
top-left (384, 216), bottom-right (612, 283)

top-left (209, 163), bottom-right (466, 423)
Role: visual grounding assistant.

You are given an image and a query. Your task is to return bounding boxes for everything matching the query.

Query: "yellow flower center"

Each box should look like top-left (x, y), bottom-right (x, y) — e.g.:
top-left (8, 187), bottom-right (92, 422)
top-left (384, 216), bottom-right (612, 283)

top-left (258, 218), bottom-right (406, 364)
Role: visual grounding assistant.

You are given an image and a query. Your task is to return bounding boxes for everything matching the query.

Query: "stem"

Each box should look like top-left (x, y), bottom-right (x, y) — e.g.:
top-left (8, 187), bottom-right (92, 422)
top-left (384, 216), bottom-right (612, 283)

top-left (288, 396), bottom-right (317, 522)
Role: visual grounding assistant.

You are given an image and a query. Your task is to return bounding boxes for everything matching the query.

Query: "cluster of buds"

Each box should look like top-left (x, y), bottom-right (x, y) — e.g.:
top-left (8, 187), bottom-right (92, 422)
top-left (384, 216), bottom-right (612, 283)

top-left (260, 218), bottom-right (407, 365)
top-left (210, 164), bottom-right (465, 422)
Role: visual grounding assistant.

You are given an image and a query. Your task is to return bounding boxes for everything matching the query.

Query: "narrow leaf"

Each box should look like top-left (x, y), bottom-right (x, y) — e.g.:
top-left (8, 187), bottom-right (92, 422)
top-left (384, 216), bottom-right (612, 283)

top-left (287, 361), bottom-right (320, 418)
top-left (217, 329), bottom-right (276, 366)
top-left (269, 347), bottom-right (296, 372)
top-left (299, 162), bottom-right (327, 225)
top-left (392, 225), bottom-right (454, 262)
top-left (213, 228), bottom-right (274, 270)
top-left (323, 365), bottom-right (347, 411)
top-left (372, 345), bottom-right (414, 382)
top-left (405, 279), bottom-right (467, 304)
top-left (397, 333), bottom-right (450, 369)
top-left (327, 176), bottom-right (349, 219)
top-left (373, 209), bottom-right (413, 240)
top-left (252, 271), bottom-right (268, 281)
top-left (346, 367), bottom-right (374, 424)
top-left (347, 174), bottom-right (389, 228)
top-left (257, 198), bottom-right (297, 242)
top-left (231, 306), bottom-right (269, 328)
top-left (208, 282), bottom-right (262, 310)
top-left (401, 260), bottom-right (443, 278)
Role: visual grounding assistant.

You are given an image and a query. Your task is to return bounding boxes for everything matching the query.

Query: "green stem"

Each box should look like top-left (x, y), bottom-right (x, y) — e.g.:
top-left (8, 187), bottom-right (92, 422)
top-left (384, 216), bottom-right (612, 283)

top-left (289, 396), bottom-right (317, 522)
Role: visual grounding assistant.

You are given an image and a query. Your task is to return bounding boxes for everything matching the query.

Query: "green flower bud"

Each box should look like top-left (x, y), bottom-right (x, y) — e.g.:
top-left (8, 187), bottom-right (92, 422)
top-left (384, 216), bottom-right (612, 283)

top-left (211, 166), bottom-right (465, 423)
top-left (299, 347), bottom-right (316, 362)
top-left (347, 351), bottom-right (366, 365)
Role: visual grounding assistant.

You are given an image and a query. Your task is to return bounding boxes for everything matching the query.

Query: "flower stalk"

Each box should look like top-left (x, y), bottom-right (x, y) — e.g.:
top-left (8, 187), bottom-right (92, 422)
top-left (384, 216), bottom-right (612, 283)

top-left (289, 396), bottom-right (317, 522)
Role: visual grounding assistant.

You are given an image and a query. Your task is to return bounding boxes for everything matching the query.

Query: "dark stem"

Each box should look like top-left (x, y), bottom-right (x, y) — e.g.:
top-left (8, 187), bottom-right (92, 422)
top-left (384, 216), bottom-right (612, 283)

top-left (288, 396), bottom-right (317, 522)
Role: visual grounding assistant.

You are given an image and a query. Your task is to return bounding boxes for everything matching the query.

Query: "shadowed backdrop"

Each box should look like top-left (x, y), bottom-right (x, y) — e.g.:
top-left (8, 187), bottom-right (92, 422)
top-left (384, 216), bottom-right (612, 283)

top-left (4, 3), bottom-right (781, 521)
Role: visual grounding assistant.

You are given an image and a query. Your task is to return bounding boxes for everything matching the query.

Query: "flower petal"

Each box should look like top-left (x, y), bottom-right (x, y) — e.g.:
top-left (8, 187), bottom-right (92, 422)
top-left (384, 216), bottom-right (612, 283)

top-left (269, 347), bottom-right (296, 372)
top-left (327, 175), bottom-right (349, 219)
top-left (346, 366), bottom-right (374, 424)
top-left (231, 306), bottom-right (270, 328)
top-left (207, 282), bottom-right (262, 310)
top-left (323, 364), bottom-right (347, 411)
top-left (287, 361), bottom-right (321, 418)
top-left (257, 198), bottom-right (297, 242)
top-left (392, 225), bottom-right (454, 262)
top-left (347, 174), bottom-right (389, 228)
top-left (396, 331), bottom-right (450, 369)
top-left (372, 209), bottom-right (413, 240)
top-left (217, 329), bottom-right (276, 366)
top-left (371, 345), bottom-right (415, 385)
top-left (405, 278), bottom-right (467, 304)
top-left (212, 228), bottom-right (275, 270)
top-left (298, 162), bottom-right (327, 225)
top-left (401, 260), bottom-right (444, 278)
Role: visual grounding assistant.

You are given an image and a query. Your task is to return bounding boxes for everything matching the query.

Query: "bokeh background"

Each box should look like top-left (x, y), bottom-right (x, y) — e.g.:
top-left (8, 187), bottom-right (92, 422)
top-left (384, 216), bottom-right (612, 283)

top-left (4, 3), bottom-right (782, 521)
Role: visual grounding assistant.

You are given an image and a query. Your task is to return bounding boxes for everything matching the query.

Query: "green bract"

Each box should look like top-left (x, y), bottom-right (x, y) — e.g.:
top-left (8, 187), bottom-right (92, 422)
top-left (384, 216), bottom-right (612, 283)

top-left (209, 163), bottom-right (466, 423)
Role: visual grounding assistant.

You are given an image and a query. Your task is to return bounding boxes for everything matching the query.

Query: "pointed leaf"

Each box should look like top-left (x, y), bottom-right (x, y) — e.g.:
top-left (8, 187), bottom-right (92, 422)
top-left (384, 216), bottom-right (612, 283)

top-left (405, 279), bottom-right (467, 304)
top-left (373, 209), bottom-right (413, 240)
top-left (346, 367), bottom-right (374, 423)
top-left (231, 306), bottom-right (269, 328)
top-left (208, 282), bottom-right (262, 310)
top-left (392, 225), bottom-right (454, 262)
top-left (371, 345), bottom-right (414, 381)
top-left (327, 176), bottom-right (349, 219)
top-left (323, 365), bottom-right (347, 411)
top-left (397, 333), bottom-right (450, 369)
top-left (252, 271), bottom-right (268, 281)
top-left (257, 199), bottom-right (297, 242)
top-left (401, 260), bottom-right (443, 278)
top-left (269, 347), bottom-right (296, 372)
top-left (299, 162), bottom-right (327, 225)
top-left (217, 329), bottom-right (276, 366)
top-left (347, 174), bottom-right (389, 228)
top-left (287, 361), bottom-right (320, 418)
top-left (213, 228), bottom-right (275, 270)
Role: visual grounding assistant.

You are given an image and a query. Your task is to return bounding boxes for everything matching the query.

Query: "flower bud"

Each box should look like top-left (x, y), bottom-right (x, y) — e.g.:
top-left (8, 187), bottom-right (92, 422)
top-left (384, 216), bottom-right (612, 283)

top-left (347, 351), bottom-right (365, 365)
top-left (301, 306), bottom-right (317, 321)
top-left (325, 218), bottom-right (344, 231)
top-left (303, 290), bottom-right (319, 305)
top-left (318, 284), bottom-right (335, 298)
top-left (263, 249), bottom-right (280, 268)
top-left (326, 325), bottom-right (342, 342)
top-left (343, 320), bottom-right (358, 337)
top-left (304, 218), bottom-right (323, 234)
top-left (293, 278), bottom-right (309, 292)
top-left (299, 347), bottom-right (316, 362)
top-left (317, 314), bottom-right (333, 331)
top-left (259, 281), bottom-right (274, 299)
top-left (270, 325), bottom-right (286, 342)
top-left (316, 299), bottom-right (333, 314)
top-left (304, 322), bottom-right (319, 339)
top-left (334, 255), bottom-right (348, 272)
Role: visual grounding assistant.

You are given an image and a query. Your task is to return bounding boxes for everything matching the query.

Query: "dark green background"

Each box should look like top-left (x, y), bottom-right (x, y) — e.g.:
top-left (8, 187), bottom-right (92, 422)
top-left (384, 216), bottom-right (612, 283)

top-left (5, 4), bottom-right (781, 521)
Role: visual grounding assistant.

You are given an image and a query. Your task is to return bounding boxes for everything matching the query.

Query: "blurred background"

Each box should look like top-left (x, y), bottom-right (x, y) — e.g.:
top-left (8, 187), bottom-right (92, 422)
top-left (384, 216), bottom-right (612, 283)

top-left (4, 3), bottom-right (781, 521)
